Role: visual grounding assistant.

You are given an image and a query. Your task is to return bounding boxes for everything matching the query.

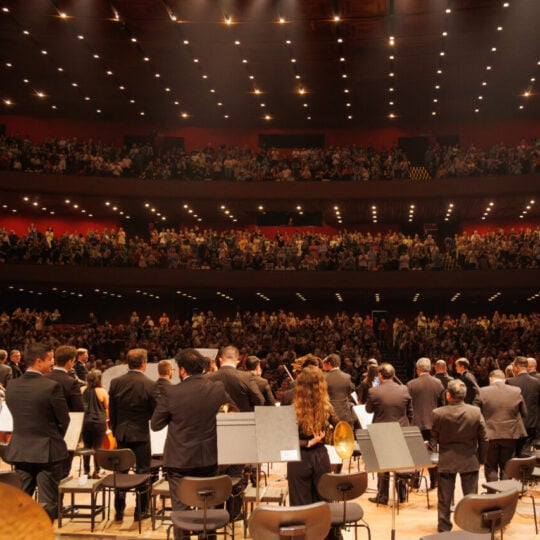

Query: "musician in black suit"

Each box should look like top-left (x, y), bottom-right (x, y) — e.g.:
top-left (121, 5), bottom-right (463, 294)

top-left (206, 345), bottom-right (264, 411)
top-left (507, 356), bottom-right (540, 454)
top-left (4, 343), bottom-right (70, 521)
top-left (151, 348), bottom-right (232, 539)
top-left (109, 348), bottom-right (157, 521)
top-left (431, 379), bottom-right (488, 532)
top-left (73, 347), bottom-right (89, 383)
top-left (455, 358), bottom-right (480, 404)
top-left (365, 363), bottom-right (413, 505)
top-left (323, 353), bottom-right (355, 425)
top-left (434, 359), bottom-right (453, 391)
top-left (47, 345), bottom-right (84, 412)
top-left (246, 355), bottom-right (276, 406)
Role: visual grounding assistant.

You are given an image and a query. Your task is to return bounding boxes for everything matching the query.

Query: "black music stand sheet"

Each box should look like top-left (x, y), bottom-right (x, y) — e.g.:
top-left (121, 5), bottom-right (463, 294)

top-left (217, 407), bottom-right (300, 465)
top-left (358, 423), bottom-right (432, 473)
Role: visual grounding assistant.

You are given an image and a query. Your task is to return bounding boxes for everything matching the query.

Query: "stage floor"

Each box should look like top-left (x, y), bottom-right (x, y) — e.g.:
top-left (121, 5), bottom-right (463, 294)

top-left (49, 459), bottom-right (538, 540)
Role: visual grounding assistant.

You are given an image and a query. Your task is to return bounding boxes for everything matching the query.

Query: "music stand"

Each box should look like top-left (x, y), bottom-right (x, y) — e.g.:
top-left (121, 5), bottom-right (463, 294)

top-left (357, 423), bottom-right (434, 540)
top-left (217, 406), bottom-right (300, 502)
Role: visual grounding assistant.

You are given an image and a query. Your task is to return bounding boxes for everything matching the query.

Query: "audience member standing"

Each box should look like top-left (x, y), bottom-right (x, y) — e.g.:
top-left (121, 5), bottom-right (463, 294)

top-left (407, 357), bottom-right (445, 489)
top-left (454, 358), bottom-right (480, 404)
top-left (47, 345), bottom-right (84, 412)
top-left (151, 349), bottom-right (232, 540)
top-left (4, 343), bottom-right (70, 521)
top-left (431, 379), bottom-right (488, 533)
top-left (246, 355), bottom-right (276, 406)
top-left (323, 353), bottom-right (355, 425)
top-left (207, 345), bottom-right (264, 411)
top-left (473, 369), bottom-right (527, 481)
top-left (506, 356), bottom-right (540, 454)
top-left (527, 357), bottom-right (540, 380)
top-left (365, 363), bottom-right (413, 505)
top-left (109, 348), bottom-right (156, 521)
top-left (7, 349), bottom-right (24, 379)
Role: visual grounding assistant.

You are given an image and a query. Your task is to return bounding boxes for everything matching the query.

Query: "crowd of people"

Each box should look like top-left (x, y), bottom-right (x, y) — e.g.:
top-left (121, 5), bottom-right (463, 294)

top-left (2, 225), bottom-right (540, 271)
top-left (1, 134), bottom-right (539, 181)
top-left (1, 307), bottom-right (539, 401)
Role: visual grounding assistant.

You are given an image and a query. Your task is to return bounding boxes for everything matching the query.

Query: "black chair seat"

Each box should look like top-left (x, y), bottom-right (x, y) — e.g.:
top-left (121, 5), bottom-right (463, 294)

top-left (101, 472), bottom-right (150, 490)
top-left (482, 479), bottom-right (522, 493)
top-left (171, 508), bottom-right (230, 532)
top-left (327, 501), bottom-right (364, 525)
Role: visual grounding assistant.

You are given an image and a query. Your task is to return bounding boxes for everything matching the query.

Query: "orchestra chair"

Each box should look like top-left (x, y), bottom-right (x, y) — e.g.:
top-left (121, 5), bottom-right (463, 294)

top-left (248, 501), bottom-right (331, 540)
top-left (482, 456), bottom-right (538, 534)
top-left (0, 469), bottom-right (22, 489)
top-left (95, 448), bottom-right (152, 534)
top-left (419, 488), bottom-right (519, 540)
top-left (316, 471), bottom-right (371, 540)
top-left (73, 447), bottom-right (95, 476)
top-left (166, 474), bottom-right (233, 540)
top-left (150, 477), bottom-right (171, 530)
top-left (395, 469), bottom-right (431, 511)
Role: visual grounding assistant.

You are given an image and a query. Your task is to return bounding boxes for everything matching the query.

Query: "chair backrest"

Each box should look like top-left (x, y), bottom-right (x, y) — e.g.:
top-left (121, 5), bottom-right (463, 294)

top-left (453, 489), bottom-right (519, 535)
top-left (504, 456), bottom-right (536, 483)
top-left (317, 471), bottom-right (368, 502)
top-left (249, 502), bottom-right (331, 540)
top-left (0, 470), bottom-right (22, 489)
top-left (95, 448), bottom-right (136, 473)
top-left (177, 475), bottom-right (232, 509)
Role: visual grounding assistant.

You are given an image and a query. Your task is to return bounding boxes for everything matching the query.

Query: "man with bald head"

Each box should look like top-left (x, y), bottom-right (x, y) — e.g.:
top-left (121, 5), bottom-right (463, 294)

top-left (527, 357), bottom-right (540, 380)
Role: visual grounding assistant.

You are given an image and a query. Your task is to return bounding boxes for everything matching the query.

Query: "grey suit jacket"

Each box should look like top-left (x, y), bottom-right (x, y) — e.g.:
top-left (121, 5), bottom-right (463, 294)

top-left (473, 382), bottom-right (527, 440)
top-left (207, 365), bottom-right (264, 411)
top-left (407, 373), bottom-right (445, 431)
top-left (110, 370), bottom-right (156, 442)
top-left (47, 368), bottom-right (84, 412)
top-left (5, 371), bottom-right (70, 464)
top-left (431, 401), bottom-right (488, 474)
top-left (0, 363), bottom-right (12, 388)
top-left (325, 369), bottom-right (355, 424)
top-left (151, 375), bottom-right (231, 470)
top-left (365, 379), bottom-right (412, 426)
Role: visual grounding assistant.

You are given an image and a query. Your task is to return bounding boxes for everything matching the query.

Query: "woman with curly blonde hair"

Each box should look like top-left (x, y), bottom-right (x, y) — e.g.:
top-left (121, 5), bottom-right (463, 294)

top-left (287, 365), bottom-right (339, 505)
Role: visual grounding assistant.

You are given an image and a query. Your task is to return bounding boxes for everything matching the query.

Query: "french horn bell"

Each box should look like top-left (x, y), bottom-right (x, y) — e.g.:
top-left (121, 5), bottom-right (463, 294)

top-left (333, 421), bottom-right (355, 461)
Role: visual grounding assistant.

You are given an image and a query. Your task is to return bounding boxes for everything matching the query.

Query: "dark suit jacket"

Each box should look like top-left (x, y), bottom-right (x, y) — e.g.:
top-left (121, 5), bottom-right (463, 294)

top-left (506, 372), bottom-right (540, 431)
top-left (152, 377), bottom-right (172, 402)
top-left (431, 401), bottom-right (488, 474)
top-left (434, 372), bottom-right (453, 390)
top-left (253, 374), bottom-right (276, 406)
top-left (7, 360), bottom-right (23, 379)
top-left (46, 368), bottom-right (84, 412)
top-left (473, 381), bottom-right (527, 440)
top-left (4, 371), bottom-right (70, 464)
top-left (365, 379), bottom-right (413, 426)
top-left (407, 373), bottom-right (445, 431)
top-left (73, 361), bottom-right (88, 383)
top-left (109, 370), bottom-right (156, 442)
top-left (207, 365), bottom-right (264, 411)
top-left (151, 375), bottom-right (231, 470)
top-left (325, 369), bottom-right (355, 424)
top-left (458, 370), bottom-right (480, 404)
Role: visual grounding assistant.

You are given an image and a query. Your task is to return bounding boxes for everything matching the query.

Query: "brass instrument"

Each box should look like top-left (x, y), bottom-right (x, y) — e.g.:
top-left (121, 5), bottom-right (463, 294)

top-left (218, 402), bottom-right (240, 413)
top-left (333, 421), bottom-right (355, 461)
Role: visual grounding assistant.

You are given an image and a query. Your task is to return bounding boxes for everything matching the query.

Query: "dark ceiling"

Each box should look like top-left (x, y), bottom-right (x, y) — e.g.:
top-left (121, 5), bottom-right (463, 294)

top-left (1, 0), bottom-right (539, 128)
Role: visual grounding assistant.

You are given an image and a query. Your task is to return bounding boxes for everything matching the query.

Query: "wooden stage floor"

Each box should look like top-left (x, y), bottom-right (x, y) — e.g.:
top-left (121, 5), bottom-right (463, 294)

top-left (50, 459), bottom-right (538, 540)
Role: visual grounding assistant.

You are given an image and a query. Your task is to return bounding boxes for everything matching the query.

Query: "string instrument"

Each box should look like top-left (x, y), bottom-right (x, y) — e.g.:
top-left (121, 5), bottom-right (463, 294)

top-left (102, 410), bottom-right (117, 449)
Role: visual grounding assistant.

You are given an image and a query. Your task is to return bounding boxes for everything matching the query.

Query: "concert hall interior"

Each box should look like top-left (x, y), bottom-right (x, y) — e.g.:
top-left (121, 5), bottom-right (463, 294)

top-left (0, 0), bottom-right (540, 539)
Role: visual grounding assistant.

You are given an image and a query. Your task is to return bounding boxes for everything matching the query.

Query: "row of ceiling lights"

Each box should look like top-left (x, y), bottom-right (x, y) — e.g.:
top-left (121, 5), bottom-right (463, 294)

top-left (6, 195), bottom-right (539, 223)
top-left (5, 284), bottom-right (538, 304)
top-left (429, 2), bottom-right (452, 118)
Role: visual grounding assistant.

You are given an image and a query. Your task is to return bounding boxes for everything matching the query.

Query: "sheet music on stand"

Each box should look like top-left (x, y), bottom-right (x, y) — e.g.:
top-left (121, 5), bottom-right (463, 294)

top-left (217, 406), bottom-right (300, 465)
top-left (64, 412), bottom-right (84, 452)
